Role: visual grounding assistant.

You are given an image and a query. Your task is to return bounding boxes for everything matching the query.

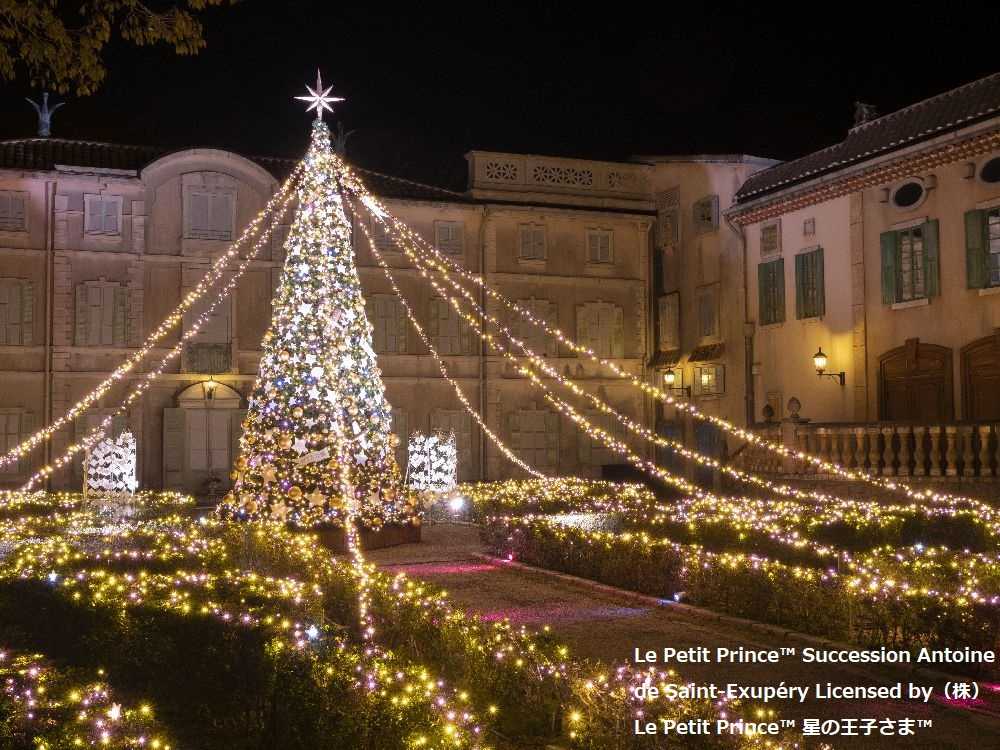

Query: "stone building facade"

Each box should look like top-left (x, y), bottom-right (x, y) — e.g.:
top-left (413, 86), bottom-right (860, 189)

top-left (0, 140), bottom-right (676, 493)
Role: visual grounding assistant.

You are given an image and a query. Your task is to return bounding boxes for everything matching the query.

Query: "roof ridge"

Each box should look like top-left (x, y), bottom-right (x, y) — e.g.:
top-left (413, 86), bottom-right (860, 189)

top-left (353, 164), bottom-right (465, 198)
top-left (850, 71), bottom-right (1000, 133)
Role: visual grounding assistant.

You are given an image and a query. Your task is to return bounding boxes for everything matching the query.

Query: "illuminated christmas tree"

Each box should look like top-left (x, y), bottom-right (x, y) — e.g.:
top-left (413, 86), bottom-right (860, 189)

top-left (225, 73), bottom-right (408, 529)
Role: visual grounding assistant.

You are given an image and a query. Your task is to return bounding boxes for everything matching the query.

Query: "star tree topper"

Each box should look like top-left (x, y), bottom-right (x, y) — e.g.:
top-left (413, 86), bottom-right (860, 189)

top-left (295, 69), bottom-right (344, 120)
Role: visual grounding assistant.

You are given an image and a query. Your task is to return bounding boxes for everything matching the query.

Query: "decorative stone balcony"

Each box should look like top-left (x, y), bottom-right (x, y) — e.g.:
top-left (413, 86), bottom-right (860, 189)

top-left (734, 421), bottom-right (1000, 479)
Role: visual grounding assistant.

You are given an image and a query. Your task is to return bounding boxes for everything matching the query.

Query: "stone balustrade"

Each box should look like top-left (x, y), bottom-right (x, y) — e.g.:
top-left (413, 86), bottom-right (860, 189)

top-left (733, 422), bottom-right (1000, 479)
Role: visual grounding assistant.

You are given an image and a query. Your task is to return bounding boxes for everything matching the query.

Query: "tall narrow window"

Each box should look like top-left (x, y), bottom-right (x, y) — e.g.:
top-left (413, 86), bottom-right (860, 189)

top-left (576, 302), bottom-right (624, 358)
top-left (428, 297), bottom-right (475, 355)
top-left (434, 221), bottom-right (464, 255)
top-left (758, 259), bottom-right (785, 325)
top-left (692, 195), bottom-right (719, 234)
top-left (0, 412), bottom-right (22, 474)
top-left (187, 409), bottom-right (230, 471)
top-left (881, 221), bottom-right (939, 304)
top-left (366, 294), bottom-right (407, 353)
top-left (0, 279), bottom-right (33, 346)
top-left (760, 219), bottom-right (781, 257)
top-left (509, 408), bottom-right (559, 472)
top-left (989, 209), bottom-right (1000, 287)
top-left (795, 247), bottom-right (825, 319)
top-left (84, 194), bottom-right (123, 236)
top-left (185, 191), bottom-right (234, 241)
top-left (518, 224), bottom-right (546, 260)
top-left (0, 191), bottom-right (27, 232)
top-left (657, 292), bottom-right (680, 351)
top-left (75, 281), bottom-right (130, 347)
top-left (695, 284), bottom-right (719, 341)
top-left (587, 229), bottom-right (613, 263)
top-left (515, 298), bottom-right (559, 357)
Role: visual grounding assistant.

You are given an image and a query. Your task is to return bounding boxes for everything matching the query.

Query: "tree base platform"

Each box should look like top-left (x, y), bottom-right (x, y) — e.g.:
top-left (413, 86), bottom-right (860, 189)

top-left (314, 522), bottom-right (422, 553)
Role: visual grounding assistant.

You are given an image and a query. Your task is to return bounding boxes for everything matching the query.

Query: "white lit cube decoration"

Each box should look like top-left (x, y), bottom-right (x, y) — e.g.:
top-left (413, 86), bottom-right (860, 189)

top-left (85, 430), bottom-right (138, 497)
top-left (406, 431), bottom-right (458, 493)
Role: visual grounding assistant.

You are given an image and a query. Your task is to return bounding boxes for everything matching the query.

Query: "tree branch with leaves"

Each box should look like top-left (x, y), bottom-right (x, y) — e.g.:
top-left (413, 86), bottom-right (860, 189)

top-left (0, 0), bottom-right (235, 95)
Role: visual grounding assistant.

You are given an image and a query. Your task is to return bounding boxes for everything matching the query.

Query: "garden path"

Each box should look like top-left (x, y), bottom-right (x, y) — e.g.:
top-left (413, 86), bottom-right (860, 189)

top-left (364, 523), bottom-right (1000, 750)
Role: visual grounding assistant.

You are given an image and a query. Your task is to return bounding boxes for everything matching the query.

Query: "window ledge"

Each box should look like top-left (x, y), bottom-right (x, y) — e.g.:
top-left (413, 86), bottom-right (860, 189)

top-left (584, 262), bottom-right (616, 275)
top-left (891, 298), bottom-right (930, 310)
top-left (758, 322), bottom-right (785, 331)
top-left (978, 286), bottom-right (1000, 297)
top-left (797, 316), bottom-right (824, 324)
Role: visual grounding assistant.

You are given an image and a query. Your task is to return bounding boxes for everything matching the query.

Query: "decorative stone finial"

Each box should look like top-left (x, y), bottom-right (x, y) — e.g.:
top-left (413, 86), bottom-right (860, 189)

top-left (25, 92), bottom-right (64, 137)
top-left (853, 101), bottom-right (878, 127)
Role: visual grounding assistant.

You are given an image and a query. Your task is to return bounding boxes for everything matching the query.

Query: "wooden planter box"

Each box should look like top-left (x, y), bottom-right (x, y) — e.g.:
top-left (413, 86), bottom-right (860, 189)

top-left (314, 522), bottom-right (421, 553)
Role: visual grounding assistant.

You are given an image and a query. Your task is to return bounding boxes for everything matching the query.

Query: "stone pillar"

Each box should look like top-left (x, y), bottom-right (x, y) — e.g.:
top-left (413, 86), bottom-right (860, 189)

top-left (880, 425), bottom-right (895, 476)
top-left (854, 427), bottom-right (867, 470)
top-left (961, 425), bottom-right (976, 477)
top-left (897, 426), bottom-right (912, 477)
top-left (979, 425), bottom-right (992, 478)
top-left (867, 425), bottom-right (881, 474)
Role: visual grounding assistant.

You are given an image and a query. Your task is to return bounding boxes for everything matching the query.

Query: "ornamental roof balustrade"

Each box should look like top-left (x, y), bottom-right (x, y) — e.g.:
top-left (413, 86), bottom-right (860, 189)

top-left (466, 150), bottom-right (653, 209)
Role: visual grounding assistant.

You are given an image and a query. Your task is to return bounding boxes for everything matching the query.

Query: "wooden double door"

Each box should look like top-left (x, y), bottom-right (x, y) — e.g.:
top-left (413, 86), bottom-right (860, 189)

top-left (962, 334), bottom-right (1000, 421)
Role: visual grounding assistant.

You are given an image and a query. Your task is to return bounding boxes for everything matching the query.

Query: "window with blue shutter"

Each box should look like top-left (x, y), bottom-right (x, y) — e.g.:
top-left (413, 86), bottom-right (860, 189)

top-left (795, 247), bottom-right (825, 319)
top-left (757, 258), bottom-right (785, 325)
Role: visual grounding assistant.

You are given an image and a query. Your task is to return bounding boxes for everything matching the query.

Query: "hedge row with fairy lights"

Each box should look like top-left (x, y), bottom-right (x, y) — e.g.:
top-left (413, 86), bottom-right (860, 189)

top-left (0, 490), bottom-right (803, 750)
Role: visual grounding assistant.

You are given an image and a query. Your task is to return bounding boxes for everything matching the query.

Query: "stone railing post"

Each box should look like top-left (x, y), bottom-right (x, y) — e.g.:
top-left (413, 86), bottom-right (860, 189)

top-left (816, 428), bottom-right (830, 475)
top-left (978, 425), bottom-right (992, 478)
top-left (796, 427), bottom-right (811, 474)
top-left (897, 425), bottom-right (912, 477)
top-left (854, 427), bottom-right (867, 470)
top-left (961, 425), bottom-right (976, 477)
top-left (928, 426), bottom-right (943, 477)
top-left (944, 426), bottom-right (959, 477)
top-left (880, 425), bottom-right (896, 476)
top-left (867, 426), bottom-right (882, 475)
top-left (912, 425), bottom-right (927, 477)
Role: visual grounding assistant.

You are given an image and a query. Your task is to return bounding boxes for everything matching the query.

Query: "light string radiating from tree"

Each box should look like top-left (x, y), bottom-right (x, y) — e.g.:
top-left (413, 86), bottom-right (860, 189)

top-left (0, 164), bottom-right (303, 472)
top-left (348, 197), bottom-right (875, 509)
top-left (353, 215), bottom-right (544, 478)
top-left (21, 192), bottom-right (298, 489)
top-left (338, 170), bottom-right (989, 510)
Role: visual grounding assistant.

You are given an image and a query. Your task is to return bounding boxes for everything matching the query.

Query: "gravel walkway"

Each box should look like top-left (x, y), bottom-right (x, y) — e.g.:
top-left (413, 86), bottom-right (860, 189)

top-left (364, 523), bottom-right (1000, 749)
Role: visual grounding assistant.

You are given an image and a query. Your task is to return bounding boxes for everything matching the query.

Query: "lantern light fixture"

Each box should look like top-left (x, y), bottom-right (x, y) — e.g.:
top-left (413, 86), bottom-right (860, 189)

top-left (812, 347), bottom-right (845, 386)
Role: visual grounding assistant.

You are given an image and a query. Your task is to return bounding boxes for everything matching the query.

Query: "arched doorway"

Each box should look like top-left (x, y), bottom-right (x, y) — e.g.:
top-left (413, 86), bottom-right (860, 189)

top-left (878, 339), bottom-right (953, 421)
top-left (162, 381), bottom-right (245, 493)
top-left (962, 333), bottom-right (1000, 421)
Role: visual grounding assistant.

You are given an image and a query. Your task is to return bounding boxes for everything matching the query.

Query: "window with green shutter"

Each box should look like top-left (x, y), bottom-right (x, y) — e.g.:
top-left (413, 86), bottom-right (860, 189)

top-left (795, 248), bottom-right (825, 319)
top-left (757, 258), bottom-right (785, 326)
top-left (880, 220), bottom-right (940, 304)
top-left (967, 208), bottom-right (1000, 289)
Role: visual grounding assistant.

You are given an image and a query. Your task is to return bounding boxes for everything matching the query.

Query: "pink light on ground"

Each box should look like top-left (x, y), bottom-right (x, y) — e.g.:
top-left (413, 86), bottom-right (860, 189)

top-left (479, 603), bottom-right (647, 626)
top-left (380, 562), bottom-right (498, 576)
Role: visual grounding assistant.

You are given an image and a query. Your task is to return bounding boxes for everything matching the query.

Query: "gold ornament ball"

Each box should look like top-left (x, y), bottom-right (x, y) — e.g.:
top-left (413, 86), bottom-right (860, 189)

top-left (288, 486), bottom-right (303, 501)
top-left (389, 434), bottom-right (400, 448)
top-left (229, 470), bottom-right (240, 482)
top-left (223, 491), bottom-right (235, 505)
top-left (292, 407), bottom-right (304, 419)
top-left (236, 456), bottom-right (247, 470)
top-left (277, 434), bottom-right (293, 450)
top-left (279, 350), bottom-right (291, 361)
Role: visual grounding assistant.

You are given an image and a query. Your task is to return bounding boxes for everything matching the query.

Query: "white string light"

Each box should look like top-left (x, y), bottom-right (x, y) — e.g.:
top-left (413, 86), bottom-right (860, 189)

top-left (22, 192), bottom-right (298, 489)
top-left (0, 164), bottom-right (303, 472)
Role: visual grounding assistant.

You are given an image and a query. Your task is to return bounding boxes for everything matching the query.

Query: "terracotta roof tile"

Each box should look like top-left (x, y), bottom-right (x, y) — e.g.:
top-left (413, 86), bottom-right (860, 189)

top-left (735, 72), bottom-right (1000, 203)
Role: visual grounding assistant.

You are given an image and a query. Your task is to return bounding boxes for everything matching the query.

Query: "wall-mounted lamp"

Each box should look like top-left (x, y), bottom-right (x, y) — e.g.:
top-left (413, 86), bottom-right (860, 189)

top-left (813, 347), bottom-right (845, 386)
top-left (663, 368), bottom-right (691, 397)
top-left (204, 377), bottom-right (218, 400)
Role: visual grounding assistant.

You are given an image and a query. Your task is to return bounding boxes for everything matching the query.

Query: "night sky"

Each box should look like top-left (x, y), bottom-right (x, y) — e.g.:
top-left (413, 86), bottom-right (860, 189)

top-left (1, 4), bottom-right (998, 190)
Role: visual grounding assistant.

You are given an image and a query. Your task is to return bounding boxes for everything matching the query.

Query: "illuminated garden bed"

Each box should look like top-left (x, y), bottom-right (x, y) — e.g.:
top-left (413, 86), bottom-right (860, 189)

top-left (0, 490), bottom-right (792, 750)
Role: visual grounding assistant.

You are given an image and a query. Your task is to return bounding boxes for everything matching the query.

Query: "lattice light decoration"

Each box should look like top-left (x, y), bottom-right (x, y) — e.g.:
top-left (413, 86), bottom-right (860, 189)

top-left (406, 431), bottom-right (458, 493)
top-left (84, 430), bottom-right (137, 499)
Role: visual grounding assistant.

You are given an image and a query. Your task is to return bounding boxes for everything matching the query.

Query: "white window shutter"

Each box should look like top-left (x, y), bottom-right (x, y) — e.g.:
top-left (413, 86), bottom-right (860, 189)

top-left (20, 282), bottom-right (33, 346)
top-left (4, 281), bottom-right (20, 346)
top-left (189, 193), bottom-right (209, 236)
top-left (208, 410), bottom-right (230, 470)
top-left (0, 281), bottom-right (8, 346)
top-left (100, 285), bottom-right (114, 345)
top-left (75, 284), bottom-right (89, 345)
top-left (104, 198), bottom-right (120, 234)
top-left (188, 410), bottom-right (208, 471)
top-left (519, 226), bottom-right (533, 258)
top-left (163, 408), bottom-right (187, 488)
top-left (86, 197), bottom-right (103, 233)
top-left (113, 287), bottom-right (130, 346)
top-left (211, 194), bottom-right (233, 239)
